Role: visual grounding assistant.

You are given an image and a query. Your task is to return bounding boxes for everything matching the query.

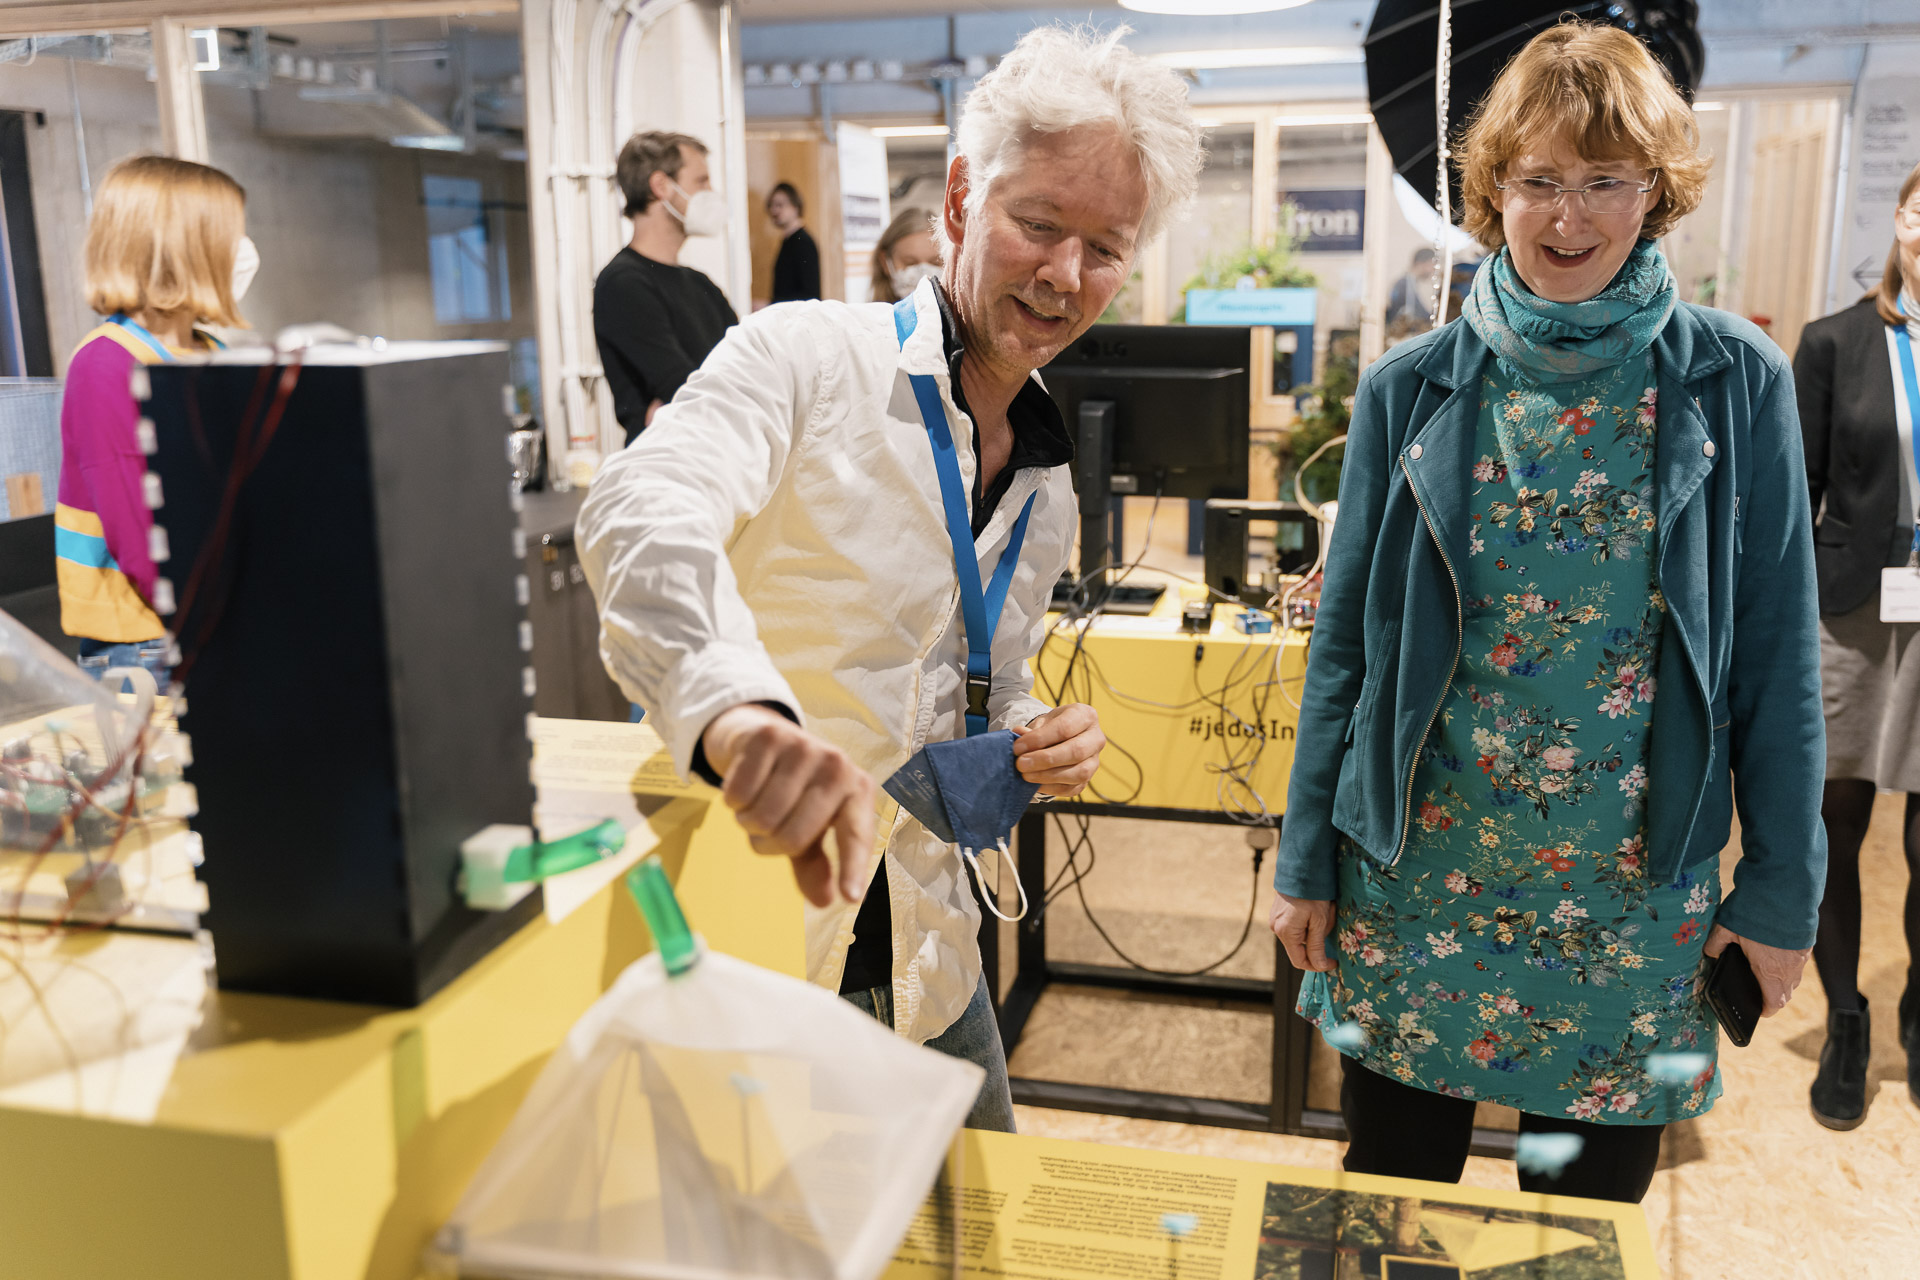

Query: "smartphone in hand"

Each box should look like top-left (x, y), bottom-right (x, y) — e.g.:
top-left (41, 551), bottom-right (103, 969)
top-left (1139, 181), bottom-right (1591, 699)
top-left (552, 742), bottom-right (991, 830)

top-left (1705, 943), bottom-right (1765, 1047)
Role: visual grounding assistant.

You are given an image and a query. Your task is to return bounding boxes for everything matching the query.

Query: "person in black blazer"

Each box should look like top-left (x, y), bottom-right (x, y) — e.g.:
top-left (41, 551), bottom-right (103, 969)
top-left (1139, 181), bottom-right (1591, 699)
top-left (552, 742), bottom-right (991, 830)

top-left (1794, 159), bottom-right (1920, 1131)
top-left (766, 183), bottom-right (821, 303)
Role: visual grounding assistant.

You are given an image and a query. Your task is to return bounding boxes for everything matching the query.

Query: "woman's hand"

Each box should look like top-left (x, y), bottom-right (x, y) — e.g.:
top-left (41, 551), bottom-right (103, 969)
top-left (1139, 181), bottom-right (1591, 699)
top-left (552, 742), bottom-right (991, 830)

top-left (1704, 924), bottom-right (1810, 1016)
top-left (1270, 894), bottom-right (1337, 973)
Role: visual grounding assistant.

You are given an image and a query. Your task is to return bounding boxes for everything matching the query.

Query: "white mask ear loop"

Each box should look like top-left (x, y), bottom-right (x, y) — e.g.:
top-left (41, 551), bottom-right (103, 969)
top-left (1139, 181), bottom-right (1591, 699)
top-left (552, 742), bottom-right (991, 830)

top-left (960, 838), bottom-right (1029, 923)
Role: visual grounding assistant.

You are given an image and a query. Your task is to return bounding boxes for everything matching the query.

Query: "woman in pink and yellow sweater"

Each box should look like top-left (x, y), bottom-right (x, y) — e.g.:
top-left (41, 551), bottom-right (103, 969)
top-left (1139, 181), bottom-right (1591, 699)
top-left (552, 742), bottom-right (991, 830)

top-left (58, 156), bottom-right (253, 686)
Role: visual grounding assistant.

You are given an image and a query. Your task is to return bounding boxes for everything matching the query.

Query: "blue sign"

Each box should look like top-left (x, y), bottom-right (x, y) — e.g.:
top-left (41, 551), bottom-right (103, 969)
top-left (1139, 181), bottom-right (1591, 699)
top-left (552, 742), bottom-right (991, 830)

top-left (1184, 287), bottom-right (1318, 327)
top-left (1282, 188), bottom-right (1366, 252)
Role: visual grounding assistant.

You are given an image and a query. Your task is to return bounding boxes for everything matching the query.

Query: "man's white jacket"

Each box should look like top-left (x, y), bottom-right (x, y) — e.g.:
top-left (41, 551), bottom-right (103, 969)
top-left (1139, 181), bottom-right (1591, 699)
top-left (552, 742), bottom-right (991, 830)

top-left (576, 278), bottom-right (1075, 1044)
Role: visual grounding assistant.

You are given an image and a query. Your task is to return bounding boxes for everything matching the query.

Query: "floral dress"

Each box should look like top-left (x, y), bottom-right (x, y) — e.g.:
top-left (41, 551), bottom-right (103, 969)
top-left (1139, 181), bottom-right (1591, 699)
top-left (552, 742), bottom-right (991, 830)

top-left (1300, 349), bottom-right (1722, 1124)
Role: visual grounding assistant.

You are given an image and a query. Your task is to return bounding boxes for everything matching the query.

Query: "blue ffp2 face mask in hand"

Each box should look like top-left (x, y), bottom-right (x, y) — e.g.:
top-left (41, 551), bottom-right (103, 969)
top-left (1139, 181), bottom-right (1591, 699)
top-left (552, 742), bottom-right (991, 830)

top-left (882, 729), bottom-right (1036, 921)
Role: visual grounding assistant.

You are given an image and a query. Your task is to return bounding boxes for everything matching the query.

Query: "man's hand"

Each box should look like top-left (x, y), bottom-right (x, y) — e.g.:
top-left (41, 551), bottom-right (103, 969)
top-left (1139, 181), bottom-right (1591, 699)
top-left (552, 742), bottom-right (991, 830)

top-left (1704, 923), bottom-right (1810, 1017)
top-left (1271, 894), bottom-right (1337, 973)
top-left (700, 704), bottom-right (875, 907)
top-left (1012, 704), bottom-right (1105, 797)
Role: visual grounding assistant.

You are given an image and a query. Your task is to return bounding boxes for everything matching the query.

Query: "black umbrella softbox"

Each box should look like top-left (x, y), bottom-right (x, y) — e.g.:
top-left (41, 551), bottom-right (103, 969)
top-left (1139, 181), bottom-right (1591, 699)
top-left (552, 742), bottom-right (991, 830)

top-left (1366, 1), bottom-right (1703, 213)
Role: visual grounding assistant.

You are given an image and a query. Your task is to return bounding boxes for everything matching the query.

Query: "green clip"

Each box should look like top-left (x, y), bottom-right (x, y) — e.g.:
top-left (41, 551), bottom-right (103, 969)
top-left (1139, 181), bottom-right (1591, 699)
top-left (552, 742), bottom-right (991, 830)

top-left (625, 855), bottom-right (699, 977)
top-left (501, 818), bottom-right (626, 884)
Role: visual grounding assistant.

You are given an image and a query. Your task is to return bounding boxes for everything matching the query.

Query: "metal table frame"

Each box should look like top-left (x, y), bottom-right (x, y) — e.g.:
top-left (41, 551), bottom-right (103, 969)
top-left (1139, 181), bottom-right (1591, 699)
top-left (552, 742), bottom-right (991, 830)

top-left (980, 800), bottom-right (1517, 1158)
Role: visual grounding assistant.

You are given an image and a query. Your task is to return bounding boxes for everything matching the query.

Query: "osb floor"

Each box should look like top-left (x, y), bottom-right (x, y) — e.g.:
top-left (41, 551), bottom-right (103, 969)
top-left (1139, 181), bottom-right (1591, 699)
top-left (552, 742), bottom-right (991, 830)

top-left (1004, 796), bottom-right (1920, 1278)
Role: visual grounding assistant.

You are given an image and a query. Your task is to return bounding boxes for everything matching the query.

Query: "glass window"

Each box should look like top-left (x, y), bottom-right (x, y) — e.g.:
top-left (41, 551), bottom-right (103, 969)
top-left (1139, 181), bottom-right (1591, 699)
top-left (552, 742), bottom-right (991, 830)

top-left (1664, 97), bottom-right (1841, 358)
top-left (201, 19), bottom-right (538, 407)
top-left (1165, 123), bottom-right (1257, 325)
top-left (1274, 121), bottom-right (1369, 391)
top-left (425, 173), bottom-right (509, 324)
top-left (1665, 105), bottom-right (1732, 307)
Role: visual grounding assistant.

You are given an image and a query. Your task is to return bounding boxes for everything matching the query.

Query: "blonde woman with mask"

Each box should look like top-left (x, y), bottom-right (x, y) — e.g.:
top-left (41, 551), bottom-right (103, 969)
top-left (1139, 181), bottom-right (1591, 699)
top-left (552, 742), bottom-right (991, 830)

top-left (57, 155), bottom-right (254, 686)
top-left (870, 207), bottom-right (939, 304)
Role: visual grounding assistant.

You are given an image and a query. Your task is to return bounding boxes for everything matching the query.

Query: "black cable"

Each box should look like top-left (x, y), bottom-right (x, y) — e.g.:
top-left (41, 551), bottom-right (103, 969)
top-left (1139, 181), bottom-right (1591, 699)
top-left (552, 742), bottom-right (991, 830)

top-left (1052, 813), bottom-right (1268, 978)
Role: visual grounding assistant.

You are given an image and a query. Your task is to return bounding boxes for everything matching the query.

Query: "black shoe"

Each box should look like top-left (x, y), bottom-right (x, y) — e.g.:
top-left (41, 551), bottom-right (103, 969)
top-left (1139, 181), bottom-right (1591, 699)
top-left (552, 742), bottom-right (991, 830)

top-left (1811, 999), bottom-right (1871, 1131)
top-left (1900, 985), bottom-right (1920, 1109)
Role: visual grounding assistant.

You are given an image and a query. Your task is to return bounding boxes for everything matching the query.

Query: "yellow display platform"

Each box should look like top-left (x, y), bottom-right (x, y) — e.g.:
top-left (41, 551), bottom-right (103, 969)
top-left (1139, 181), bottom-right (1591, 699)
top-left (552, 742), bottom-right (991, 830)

top-left (0, 710), bottom-right (1656, 1280)
top-left (0, 719), bottom-right (805, 1280)
top-left (1037, 590), bottom-right (1307, 818)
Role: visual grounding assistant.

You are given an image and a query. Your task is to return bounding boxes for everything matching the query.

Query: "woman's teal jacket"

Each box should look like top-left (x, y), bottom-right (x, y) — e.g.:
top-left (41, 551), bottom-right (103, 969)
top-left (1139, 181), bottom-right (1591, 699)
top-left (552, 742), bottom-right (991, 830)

top-left (1274, 303), bottom-right (1827, 952)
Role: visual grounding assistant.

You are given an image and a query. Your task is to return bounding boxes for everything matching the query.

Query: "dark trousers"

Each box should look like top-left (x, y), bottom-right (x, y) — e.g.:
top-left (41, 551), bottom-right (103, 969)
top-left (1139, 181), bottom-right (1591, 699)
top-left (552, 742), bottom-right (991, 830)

top-left (1339, 1055), bottom-right (1665, 1203)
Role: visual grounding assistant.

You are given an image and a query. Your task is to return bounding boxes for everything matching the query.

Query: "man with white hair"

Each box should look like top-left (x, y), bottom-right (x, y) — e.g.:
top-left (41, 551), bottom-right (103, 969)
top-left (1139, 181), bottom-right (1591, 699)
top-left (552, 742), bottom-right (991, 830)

top-left (578, 25), bottom-right (1203, 1129)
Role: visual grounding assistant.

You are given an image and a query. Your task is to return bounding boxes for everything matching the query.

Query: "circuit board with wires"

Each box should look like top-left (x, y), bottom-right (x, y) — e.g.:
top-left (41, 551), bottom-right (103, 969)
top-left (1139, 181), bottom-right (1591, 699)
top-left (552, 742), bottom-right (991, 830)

top-left (0, 699), bottom-right (204, 935)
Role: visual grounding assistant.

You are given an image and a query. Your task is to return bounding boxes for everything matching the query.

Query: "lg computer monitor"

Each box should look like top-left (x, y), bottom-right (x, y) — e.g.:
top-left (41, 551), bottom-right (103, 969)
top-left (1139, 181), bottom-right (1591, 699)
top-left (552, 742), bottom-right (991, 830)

top-left (1037, 323), bottom-right (1252, 502)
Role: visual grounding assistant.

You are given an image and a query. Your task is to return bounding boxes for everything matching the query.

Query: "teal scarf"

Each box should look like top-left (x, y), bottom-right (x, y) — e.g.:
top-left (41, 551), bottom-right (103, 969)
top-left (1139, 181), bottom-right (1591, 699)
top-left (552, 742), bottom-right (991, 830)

top-left (1462, 239), bottom-right (1676, 386)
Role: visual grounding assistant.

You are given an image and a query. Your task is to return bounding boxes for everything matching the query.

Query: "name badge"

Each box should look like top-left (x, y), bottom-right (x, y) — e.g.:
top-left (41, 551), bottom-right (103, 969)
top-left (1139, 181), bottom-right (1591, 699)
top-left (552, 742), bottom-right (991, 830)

top-left (1882, 566), bottom-right (1920, 622)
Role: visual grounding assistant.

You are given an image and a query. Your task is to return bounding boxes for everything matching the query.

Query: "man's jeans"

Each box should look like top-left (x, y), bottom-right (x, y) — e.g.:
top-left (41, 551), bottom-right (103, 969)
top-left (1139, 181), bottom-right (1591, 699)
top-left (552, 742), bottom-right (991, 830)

top-left (841, 975), bottom-right (1015, 1132)
top-left (77, 637), bottom-right (171, 691)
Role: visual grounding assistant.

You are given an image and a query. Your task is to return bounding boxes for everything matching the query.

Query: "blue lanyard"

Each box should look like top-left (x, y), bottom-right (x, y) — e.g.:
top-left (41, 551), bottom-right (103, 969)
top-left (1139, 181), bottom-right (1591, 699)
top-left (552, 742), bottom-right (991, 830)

top-left (107, 314), bottom-right (224, 361)
top-left (109, 314), bottom-right (181, 363)
top-left (892, 296), bottom-right (1037, 736)
top-left (1892, 298), bottom-right (1920, 563)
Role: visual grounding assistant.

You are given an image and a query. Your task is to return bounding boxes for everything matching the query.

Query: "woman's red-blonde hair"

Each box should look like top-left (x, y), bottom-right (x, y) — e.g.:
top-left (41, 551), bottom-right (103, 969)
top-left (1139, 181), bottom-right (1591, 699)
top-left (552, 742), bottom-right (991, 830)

top-left (85, 155), bottom-right (247, 327)
top-left (1456, 22), bottom-right (1710, 251)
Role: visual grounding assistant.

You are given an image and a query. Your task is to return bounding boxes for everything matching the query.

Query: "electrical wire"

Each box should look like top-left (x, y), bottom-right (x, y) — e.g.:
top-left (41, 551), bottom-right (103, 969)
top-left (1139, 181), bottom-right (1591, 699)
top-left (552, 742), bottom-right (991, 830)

top-left (1043, 811), bottom-right (1267, 979)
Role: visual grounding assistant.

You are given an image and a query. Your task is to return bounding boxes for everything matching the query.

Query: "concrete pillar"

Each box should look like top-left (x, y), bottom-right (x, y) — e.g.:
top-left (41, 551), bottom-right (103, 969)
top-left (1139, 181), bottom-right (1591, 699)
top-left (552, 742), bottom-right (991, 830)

top-left (151, 20), bottom-right (209, 163)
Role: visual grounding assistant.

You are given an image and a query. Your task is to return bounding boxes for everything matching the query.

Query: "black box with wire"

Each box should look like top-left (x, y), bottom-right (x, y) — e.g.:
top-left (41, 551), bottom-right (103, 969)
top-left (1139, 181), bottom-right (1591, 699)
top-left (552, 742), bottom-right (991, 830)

top-left (143, 343), bottom-right (538, 1006)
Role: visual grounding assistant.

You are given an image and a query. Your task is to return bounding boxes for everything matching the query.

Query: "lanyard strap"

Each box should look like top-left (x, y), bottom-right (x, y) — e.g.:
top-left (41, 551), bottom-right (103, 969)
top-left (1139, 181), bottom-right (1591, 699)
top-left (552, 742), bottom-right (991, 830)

top-left (892, 296), bottom-right (1036, 736)
top-left (109, 314), bottom-right (180, 363)
top-left (107, 315), bottom-right (225, 361)
top-left (1892, 299), bottom-right (1920, 565)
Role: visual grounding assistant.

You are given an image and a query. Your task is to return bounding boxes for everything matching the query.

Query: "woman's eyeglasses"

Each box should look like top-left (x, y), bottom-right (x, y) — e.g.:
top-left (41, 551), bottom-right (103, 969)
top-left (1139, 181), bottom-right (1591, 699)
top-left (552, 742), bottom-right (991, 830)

top-left (1495, 173), bottom-right (1658, 214)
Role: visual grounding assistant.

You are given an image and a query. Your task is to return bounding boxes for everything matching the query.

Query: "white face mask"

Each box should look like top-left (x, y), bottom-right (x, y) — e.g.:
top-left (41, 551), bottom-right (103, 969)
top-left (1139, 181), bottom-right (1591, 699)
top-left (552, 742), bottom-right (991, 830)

top-left (665, 180), bottom-right (727, 237)
top-left (890, 260), bottom-right (939, 296)
top-left (231, 235), bottom-right (259, 302)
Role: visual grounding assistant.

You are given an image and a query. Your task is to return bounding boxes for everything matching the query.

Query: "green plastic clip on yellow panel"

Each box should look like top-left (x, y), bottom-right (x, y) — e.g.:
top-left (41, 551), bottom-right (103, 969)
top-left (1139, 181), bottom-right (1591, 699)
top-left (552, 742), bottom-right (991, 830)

top-left (460, 819), bottom-right (628, 911)
top-left (502, 818), bottom-right (626, 884)
top-left (626, 855), bottom-right (698, 976)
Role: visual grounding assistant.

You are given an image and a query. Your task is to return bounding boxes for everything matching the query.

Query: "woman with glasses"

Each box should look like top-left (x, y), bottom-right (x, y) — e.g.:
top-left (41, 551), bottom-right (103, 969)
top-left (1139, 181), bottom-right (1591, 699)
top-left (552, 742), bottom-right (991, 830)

top-left (1793, 159), bottom-right (1920, 1131)
top-left (1271, 22), bottom-right (1825, 1203)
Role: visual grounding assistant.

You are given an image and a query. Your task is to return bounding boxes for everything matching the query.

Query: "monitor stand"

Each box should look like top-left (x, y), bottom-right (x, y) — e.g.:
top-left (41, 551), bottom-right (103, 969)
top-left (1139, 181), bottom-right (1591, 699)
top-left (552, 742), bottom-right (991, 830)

top-left (1070, 398), bottom-right (1164, 617)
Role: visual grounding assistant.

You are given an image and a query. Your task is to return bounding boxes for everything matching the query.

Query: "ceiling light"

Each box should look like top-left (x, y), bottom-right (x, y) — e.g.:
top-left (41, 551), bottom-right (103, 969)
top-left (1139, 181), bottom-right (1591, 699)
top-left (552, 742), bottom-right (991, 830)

top-left (190, 28), bottom-right (218, 72)
top-left (1122, 0), bottom-right (1312, 12)
top-left (1153, 46), bottom-right (1364, 70)
top-left (391, 134), bottom-right (465, 152)
top-left (872, 125), bottom-right (950, 138)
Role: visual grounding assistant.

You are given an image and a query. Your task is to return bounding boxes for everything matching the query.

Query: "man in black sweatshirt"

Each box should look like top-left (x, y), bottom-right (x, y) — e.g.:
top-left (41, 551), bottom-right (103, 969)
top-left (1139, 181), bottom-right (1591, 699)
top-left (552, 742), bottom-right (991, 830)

top-left (593, 130), bottom-right (738, 444)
